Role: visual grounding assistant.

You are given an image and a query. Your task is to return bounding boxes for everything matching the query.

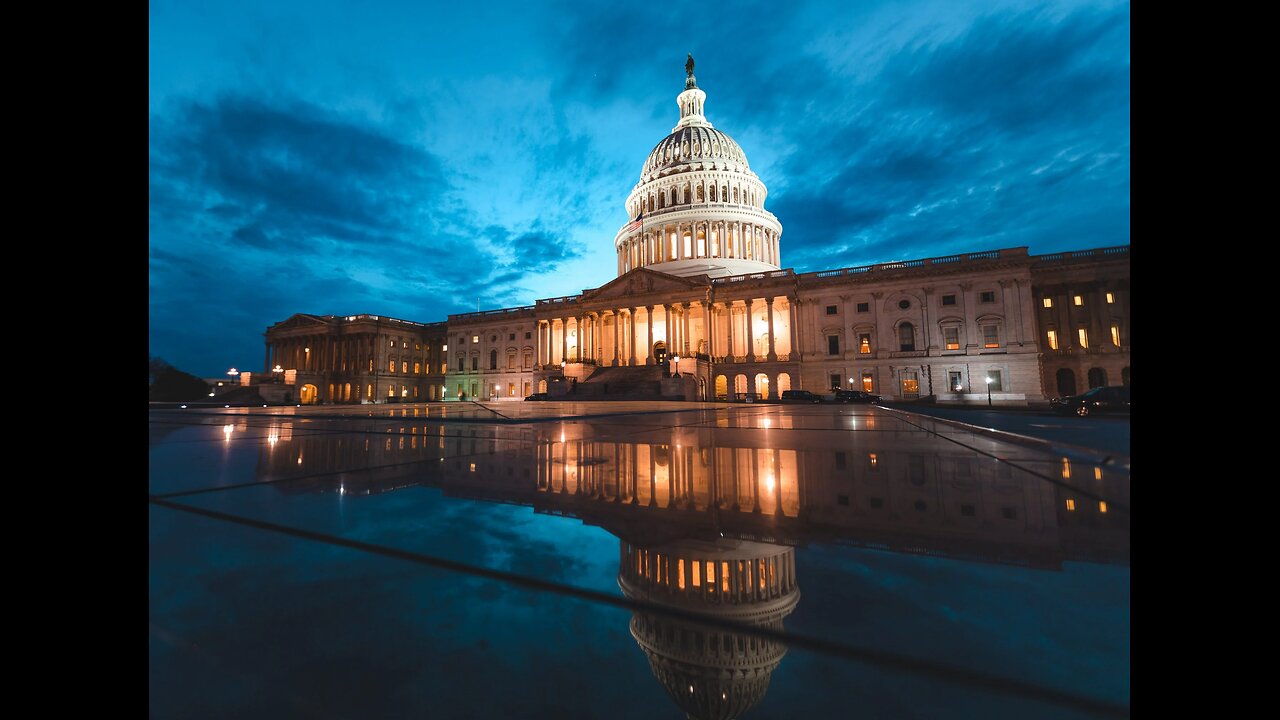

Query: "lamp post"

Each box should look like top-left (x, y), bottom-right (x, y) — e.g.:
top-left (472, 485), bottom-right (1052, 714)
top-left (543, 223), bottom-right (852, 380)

top-left (985, 376), bottom-right (993, 407)
top-left (672, 354), bottom-right (680, 377)
top-left (272, 364), bottom-right (283, 384)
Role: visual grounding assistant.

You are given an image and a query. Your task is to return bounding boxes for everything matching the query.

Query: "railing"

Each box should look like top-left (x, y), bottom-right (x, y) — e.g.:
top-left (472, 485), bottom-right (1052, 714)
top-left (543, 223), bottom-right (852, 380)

top-left (535, 295), bottom-right (581, 307)
top-left (448, 305), bottom-right (536, 321)
top-left (1033, 245), bottom-right (1130, 265)
top-left (709, 269), bottom-right (794, 285)
top-left (793, 247), bottom-right (1031, 282)
top-left (333, 314), bottom-right (433, 327)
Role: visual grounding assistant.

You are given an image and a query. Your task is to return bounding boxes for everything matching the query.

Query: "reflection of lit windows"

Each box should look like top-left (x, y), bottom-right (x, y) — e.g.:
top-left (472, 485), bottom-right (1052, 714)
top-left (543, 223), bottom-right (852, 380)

top-left (1111, 325), bottom-right (1121, 347)
top-left (1043, 297), bottom-right (1053, 308)
top-left (1066, 498), bottom-right (1076, 511)
top-left (1078, 328), bottom-right (1089, 349)
top-left (1099, 501), bottom-right (1108, 514)
top-left (1047, 329), bottom-right (1059, 350)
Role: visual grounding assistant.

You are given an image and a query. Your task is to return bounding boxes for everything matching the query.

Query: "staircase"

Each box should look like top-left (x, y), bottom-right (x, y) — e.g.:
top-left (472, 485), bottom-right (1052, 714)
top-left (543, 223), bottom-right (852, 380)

top-left (569, 364), bottom-right (668, 400)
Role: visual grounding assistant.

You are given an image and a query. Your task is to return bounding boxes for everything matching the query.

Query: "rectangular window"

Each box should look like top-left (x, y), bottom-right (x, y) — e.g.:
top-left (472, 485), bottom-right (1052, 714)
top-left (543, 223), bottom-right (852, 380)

top-left (825, 305), bottom-right (838, 315)
top-left (415, 343), bottom-right (421, 350)
top-left (987, 370), bottom-right (1003, 392)
top-left (835, 452), bottom-right (846, 469)
top-left (402, 361), bottom-right (409, 373)
top-left (414, 362), bottom-right (421, 374)
top-left (1046, 330), bottom-right (1059, 350)
top-left (1042, 297), bottom-right (1053, 308)
top-left (858, 333), bottom-right (871, 354)
top-left (472, 335), bottom-right (479, 343)
top-left (442, 344), bottom-right (448, 352)
top-left (869, 496), bottom-right (884, 508)
top-left (980, 291), bottom-right (996, 303)
top-left (507, 355), bottom-right (515, 369)
top-left (944, 327), bottom-right (960, 350)
top-left (414, 386), bottom-right (419, 398)
top-left (457, 358), bottom-right (464, 372)
top-left (471, 357), bottom-right (479, 371)
top-left (1106, 292), bottom-right (1115, 304)
top-left (369, 358), bottom-right (374, 372)
top-left (942, 294), bottom-right (956, 306)
top-left (1077, 328), bottom-right (1089, 349)
top-left (948, 371), bottom-right (963, 392)
top-left (1065, 498), bottom-right (1076, 512)
top-left (862, 372), bottom-right (874, 392)
top-left (856, 302), bottom-right (869, 313)
top-left (523, 352), bottom-right (532, 369)
top-left (508, 382), bottom-right (516, 397)
top-left (1073, 295), bottom-right (1083, 306)
top-left (509, 333), bottom-right (516, 341)
top-left (1099, 501), bottom-right (1108, 514)
top-left (983, 325), bottom-right (1000, 348)
top-left (389, 360), bottom-right (396, 373)
top-left (960, 504), bottom-right (976, 517)
top-left (827, 335), bottom-right (840, 355)
top-left (366, 384), bottom-right (373, 398)
top-left (1110, 325), bottom-right (1121, 346)
top-left (830, 373), bottom-right (841, 390)
top-left (525, 332), bottom-right (532, 340)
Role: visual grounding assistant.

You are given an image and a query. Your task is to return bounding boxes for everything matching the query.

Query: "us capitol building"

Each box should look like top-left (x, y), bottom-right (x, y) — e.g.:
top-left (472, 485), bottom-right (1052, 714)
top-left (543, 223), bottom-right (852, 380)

top-left (263, 57), bottom-right (1130, 406)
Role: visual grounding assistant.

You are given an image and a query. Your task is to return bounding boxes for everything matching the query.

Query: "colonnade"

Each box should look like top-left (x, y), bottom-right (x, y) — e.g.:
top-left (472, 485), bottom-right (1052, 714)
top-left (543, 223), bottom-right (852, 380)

top-left (618, 221), bottom-right (780, 274)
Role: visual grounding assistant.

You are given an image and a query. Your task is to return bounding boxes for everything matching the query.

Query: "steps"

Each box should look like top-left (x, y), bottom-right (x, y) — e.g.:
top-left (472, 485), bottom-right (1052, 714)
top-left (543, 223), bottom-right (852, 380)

top-left (570, 364), bottom-right (668, 400)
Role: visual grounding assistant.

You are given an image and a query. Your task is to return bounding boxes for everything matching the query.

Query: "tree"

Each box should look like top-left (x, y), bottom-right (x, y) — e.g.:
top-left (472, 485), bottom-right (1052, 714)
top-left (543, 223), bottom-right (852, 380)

top-left (149, 364), bottom-right (210, 402)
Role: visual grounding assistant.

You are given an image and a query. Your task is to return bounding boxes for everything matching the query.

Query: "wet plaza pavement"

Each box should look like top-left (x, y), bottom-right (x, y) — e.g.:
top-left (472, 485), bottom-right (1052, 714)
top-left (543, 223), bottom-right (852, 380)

top-left (149, 401), bottom-right (1130, 719)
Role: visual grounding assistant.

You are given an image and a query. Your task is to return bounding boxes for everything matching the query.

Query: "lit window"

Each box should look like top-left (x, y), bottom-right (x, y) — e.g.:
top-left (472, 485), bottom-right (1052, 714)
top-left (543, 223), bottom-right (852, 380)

top-left (1094, 467), bottom-right (1103, 480)
top-left (1065, 498), bottom-right (1076, 511)
top-left (402, 342), bottom-right (407, 348)
top-left (1046, 329), bottom-right (1058, 350)
top-left (1106, 292), bottom-right (1115, 304)
top-left (369, 358), bottom-right (374, 372)
top-left (944, 327), bottom-right (960, 351)
top-left (415, 343), bottom-right (421, 350)
top-left (868, 453), bottom-right (878, 468)
top-left (1078, 328), bottom-right (1089, 349)
top-left (982, 325), bottom-right (1000, 348)
top-left (1042, 297), bottom-right (1053, 308)
top-left (1073, 295), bottom-right (1083, 306)
top-left (389, 339), bottom-right (394, 348)
top-left (859, 333), bottom-right (872, 354)
top-left (402, 361), bottom-right (408, 373)
top-left (472, 336), bottom-right (479, 343)
top-left (442, 344), bottom-right (448, 352)
top-left (1111, 325), bottom-right (1121, 347)
top-left (389, 360), bottom-right (396, 373)
top-left (1099, 501), bottom-right (1108, 514)
top-left (862, 372), bottom-right (873, 392)
top-left (414, 362), bottom-right (421, 374)
top-left (1061, 459), bottom-right (1071, 479)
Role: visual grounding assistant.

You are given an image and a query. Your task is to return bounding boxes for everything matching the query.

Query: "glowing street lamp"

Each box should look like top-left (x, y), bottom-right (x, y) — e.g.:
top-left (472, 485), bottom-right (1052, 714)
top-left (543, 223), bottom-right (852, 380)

top-left (227, 367), bottom-right (239, 385)
top-left (985, 376), bottom-right (993, 406)
top-left (672, 354), bottom-right (680, 376)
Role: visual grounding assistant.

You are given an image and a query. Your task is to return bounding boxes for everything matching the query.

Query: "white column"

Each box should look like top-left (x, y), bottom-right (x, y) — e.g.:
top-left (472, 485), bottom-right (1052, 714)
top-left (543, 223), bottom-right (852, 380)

top-left (767, 297), bottom-right (777, 361)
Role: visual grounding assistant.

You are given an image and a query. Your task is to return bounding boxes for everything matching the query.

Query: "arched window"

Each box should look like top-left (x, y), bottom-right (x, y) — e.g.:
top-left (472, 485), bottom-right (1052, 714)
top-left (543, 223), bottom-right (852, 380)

top-left (683, 183), bottom-right (691, 204)
top-left (899, 323), bottom-right (915, 352)
top-left (696, 184), bottom-right (705, 202)
top-left (1056, 368), bottom-right (1077, 396)
top-left (489, 350), bottom-right (498, 370)
top-left (709, 184), bottom-right (717, 202)
top-left (1088, 367), bottom-right (1107, 388)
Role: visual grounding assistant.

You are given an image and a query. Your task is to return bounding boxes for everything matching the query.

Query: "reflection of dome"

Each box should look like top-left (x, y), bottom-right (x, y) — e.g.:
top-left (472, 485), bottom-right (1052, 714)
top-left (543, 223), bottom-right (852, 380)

top-left (614, 57), bottom-right (783, 279)
top-left (618, 538), bottom-right (800, 720)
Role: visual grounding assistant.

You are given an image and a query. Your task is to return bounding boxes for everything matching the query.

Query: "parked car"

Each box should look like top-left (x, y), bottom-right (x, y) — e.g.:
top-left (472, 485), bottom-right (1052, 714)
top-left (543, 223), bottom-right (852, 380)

top-left (1051, 386), bottom-right (1130, 417)
top-left (524, 392), bottom-right (549, 401)
top-left (827, 389), bottom-right (882, 404)
top-left (780, 390), bottom-right (823, 403)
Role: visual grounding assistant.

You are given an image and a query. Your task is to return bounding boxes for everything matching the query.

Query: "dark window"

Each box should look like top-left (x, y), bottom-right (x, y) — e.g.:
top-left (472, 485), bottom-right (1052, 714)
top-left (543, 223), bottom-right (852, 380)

top-left (856, 302), bottom-right (869, 313)
top-left (490, 335), bottom-right (497, 342)
top-left (1088, 367), bottom-right (1107, 388)
top-left (471, 357), bottom-right (478, 371)
top-left (869, 497), bottom-right (884, 509)
top-left (835, 452), bottom-right (847, 469)
top-left (898, 299), bottom-right (911, 310)
top-left (525, 332), bottom-right (532, 340)
top-left (913, 500), bottom-right (928, 512)
top-left (489, 350), bottom-right (498, 370)
top-left (827, 335), bottom-right (840, 355)
top-left (942, 294), bottom-right (956, 306)
top-left (509, 333), bottom-right (515, 341)
top-left (980, 291), bottom-right (996, 303)
top-left (826, 305), bottom-right (838, 315)
top-left (830, 373), bottom-right (841, 390)
top-left (837, 494), bottom-right (850, 506)
top-left (457, 358), bottom-right (464, 372)
top-left (983, 325), bottom-right (1000, 348)
top-left (899, 323), bottom-right (915, 351)
top-left (1001, 506), bottom-right (1017, 520)
top-left (960, 504), bottom-right (976, 517)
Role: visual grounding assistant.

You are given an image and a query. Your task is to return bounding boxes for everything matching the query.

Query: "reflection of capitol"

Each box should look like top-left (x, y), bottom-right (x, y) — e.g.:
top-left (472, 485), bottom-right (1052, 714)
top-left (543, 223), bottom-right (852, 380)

top-left (255, 413), bottom-right (1127, 717)
top-left (618, 537), bottom-right (798, 720)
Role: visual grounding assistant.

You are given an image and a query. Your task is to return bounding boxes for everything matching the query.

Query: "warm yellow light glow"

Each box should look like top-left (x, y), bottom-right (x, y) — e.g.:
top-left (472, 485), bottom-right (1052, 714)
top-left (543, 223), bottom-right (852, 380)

top-left (469, 463), bottom-right (476, 472)
top-left (1094, 467), bottom-right (1102, 480)
top-left (222, 424), bottom-right (233, 441)
top-left (761, 418), bottom-right (771, 428)
top-left (472, 335), bottom-right (479, 343)
top-left (1061, 458), bottom-right (1071, 478)
top-left (1066, 498), bottom-right (1076, 511)
top-left (1110, 325), bottom-right (1121, 346)
top-left (1073, 295), bottom-right (1083, 306)
top-left (721, 561), bottom-right (729, 592)
top-left (1099, 501), bottom-right (1108, 514)
top-left (1106, 292), bottom-right (1115, 304)
top-left (677, 559), bottom-right (685, 590)
top-left (1046, 329), bottom-right (1058, 350)
top-left (1043, 297), bottom-right (1053, 308)
top-left (1077, 328), bottom-right (1089, 349)
top-left (442, 344), bottom-right (448, 351)
top-left (268, 433), bottom-right (278, 446)
top-left (692, 560), bottom-right (701, 587)
top-left (869, 453), bottom-right (878, 467)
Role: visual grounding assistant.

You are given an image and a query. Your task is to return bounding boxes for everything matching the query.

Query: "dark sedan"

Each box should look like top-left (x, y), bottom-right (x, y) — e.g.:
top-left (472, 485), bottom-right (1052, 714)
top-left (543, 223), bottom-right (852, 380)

top-left (780, 390), bottom-right (823, 403)
top-left (1052, 386), bottom-right (1130, 417)
top-left (830, 389), bottom-right (882, 404)
top-left (524, 392), bottom-right (549, 401)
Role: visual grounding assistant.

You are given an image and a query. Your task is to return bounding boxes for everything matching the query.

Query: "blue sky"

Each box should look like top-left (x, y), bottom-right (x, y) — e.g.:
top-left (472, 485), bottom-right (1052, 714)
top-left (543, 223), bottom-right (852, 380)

top-left (149, 0), bottom-right (1130, 376)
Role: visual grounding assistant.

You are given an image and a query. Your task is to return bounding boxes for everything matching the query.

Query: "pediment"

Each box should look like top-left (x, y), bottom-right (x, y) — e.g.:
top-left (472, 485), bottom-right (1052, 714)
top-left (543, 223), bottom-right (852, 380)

top-left (579, 268), bottom-right (708, 304)
top-left (272, 313), bottom-right (333, 330)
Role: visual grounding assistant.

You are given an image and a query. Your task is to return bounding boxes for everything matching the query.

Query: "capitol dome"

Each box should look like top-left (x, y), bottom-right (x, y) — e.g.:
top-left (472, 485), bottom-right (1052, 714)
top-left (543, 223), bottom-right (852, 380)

top-left (615, 56), bottom-right (784, 279)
